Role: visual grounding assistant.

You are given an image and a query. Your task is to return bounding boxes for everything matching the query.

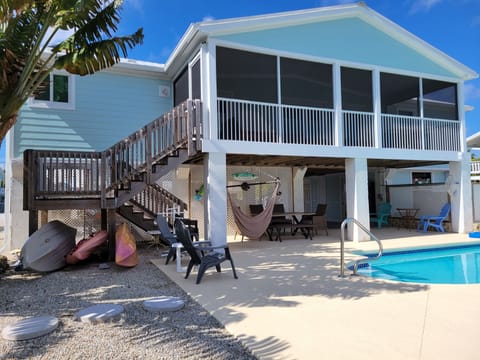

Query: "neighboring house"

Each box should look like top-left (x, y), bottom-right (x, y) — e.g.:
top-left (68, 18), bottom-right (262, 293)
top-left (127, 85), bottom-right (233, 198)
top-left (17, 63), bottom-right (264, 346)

top-left (3, 2), bottom-right (478, 252)
top-left (467, 132), bottom-right (480, 221)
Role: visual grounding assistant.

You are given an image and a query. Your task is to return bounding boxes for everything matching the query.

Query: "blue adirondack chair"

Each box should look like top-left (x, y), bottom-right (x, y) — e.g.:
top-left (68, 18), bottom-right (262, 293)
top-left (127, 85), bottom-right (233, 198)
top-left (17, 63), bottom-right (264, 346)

top-left (417, 203), bottom-right (451, 233)
top-left (370, 202), bottom-right (392, 229)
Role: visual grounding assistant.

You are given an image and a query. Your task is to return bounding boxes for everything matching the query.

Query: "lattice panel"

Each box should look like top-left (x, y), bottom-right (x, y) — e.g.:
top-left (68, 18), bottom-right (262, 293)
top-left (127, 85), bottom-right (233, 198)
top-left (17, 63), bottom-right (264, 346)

top-left (45, 209), bottom-right (102, 241)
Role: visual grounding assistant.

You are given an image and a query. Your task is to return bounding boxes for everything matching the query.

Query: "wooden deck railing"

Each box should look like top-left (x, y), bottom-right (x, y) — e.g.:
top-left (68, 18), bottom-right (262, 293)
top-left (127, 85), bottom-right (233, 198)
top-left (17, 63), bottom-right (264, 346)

top-left (217, 98), bottom-right (461, 152)
top-left (24, 100), bottom-right (202, 210)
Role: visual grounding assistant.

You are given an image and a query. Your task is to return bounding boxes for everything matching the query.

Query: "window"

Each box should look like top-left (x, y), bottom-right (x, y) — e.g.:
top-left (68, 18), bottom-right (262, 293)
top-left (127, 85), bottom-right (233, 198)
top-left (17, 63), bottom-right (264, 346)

top-left (281, 57), bottom-right (333, 108)
top-left (412, 172), bottom-right (431, 185)
top-left (341, 67), bottom-right (372, 112)
top-left (31, 73), bottom-right (74, 109)
top-left (216, 46), bottom-right (277, 103)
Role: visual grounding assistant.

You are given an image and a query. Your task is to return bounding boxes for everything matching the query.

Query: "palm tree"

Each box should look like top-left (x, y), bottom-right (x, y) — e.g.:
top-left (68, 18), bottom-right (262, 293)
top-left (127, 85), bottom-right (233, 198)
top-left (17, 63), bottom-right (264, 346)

top-left (0, 0), bottom-right (144, 140)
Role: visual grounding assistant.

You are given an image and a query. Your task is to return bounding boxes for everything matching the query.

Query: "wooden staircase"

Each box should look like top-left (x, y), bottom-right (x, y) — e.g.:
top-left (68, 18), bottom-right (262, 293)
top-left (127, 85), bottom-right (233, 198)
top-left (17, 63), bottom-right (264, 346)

top-left (23, 100), bottom-right (202, 236)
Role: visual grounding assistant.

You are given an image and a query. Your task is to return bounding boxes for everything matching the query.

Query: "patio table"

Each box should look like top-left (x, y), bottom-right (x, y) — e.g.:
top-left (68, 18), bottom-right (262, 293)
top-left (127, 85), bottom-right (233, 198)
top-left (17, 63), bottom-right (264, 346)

top-left (269, 212), bottom-right (316, 241)
top-left (397, 208), bottom-right (419, 230)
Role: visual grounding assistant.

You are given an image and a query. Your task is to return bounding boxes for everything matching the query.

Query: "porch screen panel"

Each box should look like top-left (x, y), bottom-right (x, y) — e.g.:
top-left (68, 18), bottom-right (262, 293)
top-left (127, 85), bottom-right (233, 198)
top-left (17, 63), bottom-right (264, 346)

top-left (191, 59), bottom-right (201, 100)
top-left (280, 58), bottom-right (333, 108)
top-left (381, 73), bottom-right (421, 149)
top-left (280, 58), bottom-right (334, 145)
top-left (380, 73), bottom-right (419, 116)
top-left (216, 47), bottom-right (277, 102)
top-left (341, 67), bottom-right (374, 147)
top-left (174, 67), bottom-right (188, 106)
top-left (216, 47), bottom-right (277, 141)
top-left (341, 67), bottom-right (372, 112)
top-left (422, 79), bottom-right (458, 120)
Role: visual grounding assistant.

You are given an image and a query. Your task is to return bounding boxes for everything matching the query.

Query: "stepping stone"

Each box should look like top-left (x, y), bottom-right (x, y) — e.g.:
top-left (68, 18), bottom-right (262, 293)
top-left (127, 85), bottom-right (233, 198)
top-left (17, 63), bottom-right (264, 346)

top-left (2, 316), bottom-right (59, 341)
top-left (143, 296), bottom-right (185, 312)
top-left (75, 304), bottom-right (124, 324)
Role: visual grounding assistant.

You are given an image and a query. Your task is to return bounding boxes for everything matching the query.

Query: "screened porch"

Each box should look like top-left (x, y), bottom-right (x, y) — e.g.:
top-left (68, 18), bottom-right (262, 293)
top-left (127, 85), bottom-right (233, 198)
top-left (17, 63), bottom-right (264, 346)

top-left (214, 46), bottom-right (461, 152)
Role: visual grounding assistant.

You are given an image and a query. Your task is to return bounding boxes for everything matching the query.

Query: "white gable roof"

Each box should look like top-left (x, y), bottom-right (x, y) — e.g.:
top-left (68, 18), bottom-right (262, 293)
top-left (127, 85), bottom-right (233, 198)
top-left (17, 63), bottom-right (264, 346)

top-left (165, 2), bottom-right (477, 80)
top-left (467, 132), bottom-right (480, 149)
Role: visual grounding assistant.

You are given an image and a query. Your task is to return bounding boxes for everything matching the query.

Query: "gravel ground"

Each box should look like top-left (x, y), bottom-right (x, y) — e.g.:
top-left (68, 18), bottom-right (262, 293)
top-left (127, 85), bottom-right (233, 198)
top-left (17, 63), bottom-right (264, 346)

top-left (0, 244), bottom-right (257, 360)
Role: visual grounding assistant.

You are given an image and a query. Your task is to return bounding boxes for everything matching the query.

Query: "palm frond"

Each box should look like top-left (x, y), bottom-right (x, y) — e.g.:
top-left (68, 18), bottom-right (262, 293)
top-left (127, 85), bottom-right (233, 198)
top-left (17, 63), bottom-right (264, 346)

top-left (0, 0), bottom-right (143, 133)
top-left (52, 1), bottom-right (122, 52)
top-left (54, 28), bottom-right (143, 75)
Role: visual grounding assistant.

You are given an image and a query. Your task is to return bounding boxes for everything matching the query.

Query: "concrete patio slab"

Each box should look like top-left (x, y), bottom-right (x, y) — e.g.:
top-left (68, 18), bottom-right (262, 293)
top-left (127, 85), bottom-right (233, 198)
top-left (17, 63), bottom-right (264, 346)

top-left (152, 229), bottom-right (480, 360)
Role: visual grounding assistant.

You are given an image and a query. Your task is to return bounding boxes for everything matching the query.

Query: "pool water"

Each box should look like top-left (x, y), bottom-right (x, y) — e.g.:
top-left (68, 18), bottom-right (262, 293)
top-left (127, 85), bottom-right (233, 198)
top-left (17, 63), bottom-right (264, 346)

top-left (356, 244), bottom-right (480, 284)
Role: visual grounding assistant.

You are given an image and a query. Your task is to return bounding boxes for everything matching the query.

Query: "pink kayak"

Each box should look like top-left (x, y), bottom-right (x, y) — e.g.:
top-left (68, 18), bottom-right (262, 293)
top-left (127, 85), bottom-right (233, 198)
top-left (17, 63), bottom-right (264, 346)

top-left (66, 230), bottom-right (108, 265)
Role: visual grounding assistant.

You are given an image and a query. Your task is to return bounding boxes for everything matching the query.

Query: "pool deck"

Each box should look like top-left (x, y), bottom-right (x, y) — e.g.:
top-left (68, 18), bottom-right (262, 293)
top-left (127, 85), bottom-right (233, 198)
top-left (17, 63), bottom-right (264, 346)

top-left (154, 228), bottom-right (480, 360)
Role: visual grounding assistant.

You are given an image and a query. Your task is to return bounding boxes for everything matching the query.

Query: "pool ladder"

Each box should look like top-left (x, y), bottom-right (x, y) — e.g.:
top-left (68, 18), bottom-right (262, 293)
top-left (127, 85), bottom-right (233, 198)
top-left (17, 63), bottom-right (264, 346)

top-left (340, 218), bottom-right (383, 277)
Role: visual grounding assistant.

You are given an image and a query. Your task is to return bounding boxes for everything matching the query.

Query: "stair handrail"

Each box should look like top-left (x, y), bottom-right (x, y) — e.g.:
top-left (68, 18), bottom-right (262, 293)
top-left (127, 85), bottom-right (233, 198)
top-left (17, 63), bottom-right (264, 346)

top-left (102, 99), bottom-right (201, 192)
top-left (128, 183), bottom-right (188, 221)
top-left (339, 218), bottom-right (383, 277)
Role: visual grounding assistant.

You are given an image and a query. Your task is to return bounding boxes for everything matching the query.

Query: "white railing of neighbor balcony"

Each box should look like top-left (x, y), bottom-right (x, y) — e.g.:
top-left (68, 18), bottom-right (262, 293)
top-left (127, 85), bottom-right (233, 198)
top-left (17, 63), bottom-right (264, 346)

top-left (217, 98), bottom-right (461, 152)
top-left (471, 161), bottom-right (480, 176)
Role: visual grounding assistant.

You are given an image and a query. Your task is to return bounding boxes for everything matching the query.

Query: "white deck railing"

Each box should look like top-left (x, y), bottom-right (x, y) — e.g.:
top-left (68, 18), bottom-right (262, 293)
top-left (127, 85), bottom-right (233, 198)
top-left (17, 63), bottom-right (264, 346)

top-left (282, 104), bottom-right (334, 145)
top-left (217, 98), bottom-right (335, 145)
top-left (471, 161), bottom-right (480, 176)
top-left (217, 98), bottom-right (461, 152)
top-left (343, 111), bottom-right (375, 147)
top-left (381, 114), bottom-right (460, 151)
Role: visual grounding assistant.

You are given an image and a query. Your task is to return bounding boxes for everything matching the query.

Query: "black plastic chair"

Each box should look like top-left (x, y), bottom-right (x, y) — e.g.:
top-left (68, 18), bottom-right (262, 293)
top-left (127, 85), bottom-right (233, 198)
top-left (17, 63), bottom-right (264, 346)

top-left (176, 216), bottom-right (200, 241)
top-left (174, 219), bottom-right (238, 284)
top-left (155, 214), bottom-right (179, 265)
top-left (301, 204), bottom-right (328, 235)
top-left (269, 204), bottom-right (292, 240)
top-left (249, 204), bottom-right (264, 215)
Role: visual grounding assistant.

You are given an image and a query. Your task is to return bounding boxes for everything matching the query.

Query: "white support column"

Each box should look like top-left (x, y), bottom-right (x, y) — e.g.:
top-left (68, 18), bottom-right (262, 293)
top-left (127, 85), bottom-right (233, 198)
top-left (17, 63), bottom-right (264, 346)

top-left (203, 40), bottom-right (217, 141)
top-left (373, 69), bottom-right (381, 149)
top-left (203, 152), bottom-right (227, 247)
top-left (345, 158), bottom-right (370, 241)
top-left (457, 81), bottom-right (467, 153)
top-left (292, 167), bottom-right (307, 212)
top-left (449, 155), bottom-right (473, 233)
top-left (333, 63), bottom-right (343, 147)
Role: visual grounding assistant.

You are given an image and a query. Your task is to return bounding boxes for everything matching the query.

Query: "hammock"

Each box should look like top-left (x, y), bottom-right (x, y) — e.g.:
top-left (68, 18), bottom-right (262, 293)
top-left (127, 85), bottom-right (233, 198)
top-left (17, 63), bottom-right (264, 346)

top-left (227, 180), bottom-right (280, 239)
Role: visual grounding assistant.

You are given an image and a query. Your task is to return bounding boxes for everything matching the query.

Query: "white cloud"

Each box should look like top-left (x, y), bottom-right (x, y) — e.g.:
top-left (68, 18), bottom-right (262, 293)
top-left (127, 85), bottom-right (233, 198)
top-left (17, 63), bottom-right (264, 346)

top-left (465, 83), bottom-right (480, 101)
top-left (202, 15), bottom-right (215, 22)
top-left (407, 0), bottom-right (444, 14)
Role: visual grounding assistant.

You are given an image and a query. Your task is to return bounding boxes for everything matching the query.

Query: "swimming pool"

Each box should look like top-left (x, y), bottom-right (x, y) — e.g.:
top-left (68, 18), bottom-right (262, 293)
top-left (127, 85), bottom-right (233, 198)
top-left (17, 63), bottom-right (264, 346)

top-left (355, 244), bottom-right (480, 284)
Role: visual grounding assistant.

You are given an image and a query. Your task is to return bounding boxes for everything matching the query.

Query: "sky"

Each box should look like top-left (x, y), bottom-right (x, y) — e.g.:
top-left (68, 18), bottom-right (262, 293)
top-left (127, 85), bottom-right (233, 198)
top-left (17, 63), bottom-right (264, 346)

top-left (1, 0), bottom-right (479, 164)
top-left (117, 0), bottom-right (480, 128)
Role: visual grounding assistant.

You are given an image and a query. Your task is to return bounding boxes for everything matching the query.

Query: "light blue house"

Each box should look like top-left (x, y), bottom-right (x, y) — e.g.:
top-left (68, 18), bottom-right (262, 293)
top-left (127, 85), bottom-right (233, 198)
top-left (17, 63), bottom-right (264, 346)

top-left (3, 3), bottom-right (477, 252)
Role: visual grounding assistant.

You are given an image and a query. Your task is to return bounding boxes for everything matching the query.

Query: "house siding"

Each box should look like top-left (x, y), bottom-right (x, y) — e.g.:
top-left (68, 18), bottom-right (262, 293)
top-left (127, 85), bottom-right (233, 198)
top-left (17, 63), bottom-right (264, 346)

top-left (214, 17), bottom-right (457, 79)
top-left (14, 71), bottom-right (173, 158)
